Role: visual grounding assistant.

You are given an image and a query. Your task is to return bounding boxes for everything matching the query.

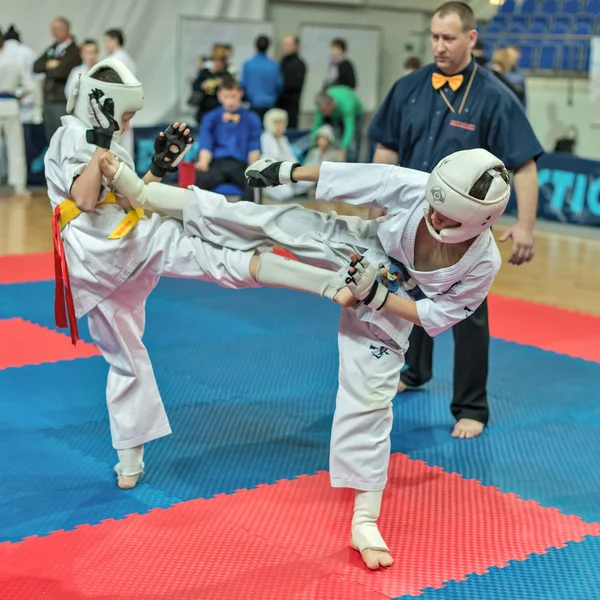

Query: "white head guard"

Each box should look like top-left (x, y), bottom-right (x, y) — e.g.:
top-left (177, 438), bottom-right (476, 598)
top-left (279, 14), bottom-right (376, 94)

top-left (263, 108), bottom-right (288, 134)
top-left (66, 58), bottom-right (144, 138)
top-left (424, 149), bottom-right (511, 244)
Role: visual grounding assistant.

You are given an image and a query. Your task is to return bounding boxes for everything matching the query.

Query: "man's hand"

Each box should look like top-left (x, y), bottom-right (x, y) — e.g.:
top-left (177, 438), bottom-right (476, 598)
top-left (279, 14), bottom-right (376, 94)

top-left (46, 59), bottom-right (60, 70)
top-left (195, 160), bottom-right (209, 172)
top-left (498, 223), bottom-right (535, 265)
top-left (151, 122), bottom-right (194, 178)
top-left (86, 89), bottom-right (119, 149)
top-left (245, 158), bottom-right (300, 188)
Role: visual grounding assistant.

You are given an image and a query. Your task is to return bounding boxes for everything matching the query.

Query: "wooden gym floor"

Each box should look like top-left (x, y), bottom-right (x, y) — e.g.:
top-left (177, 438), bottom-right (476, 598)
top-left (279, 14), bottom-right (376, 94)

top-left (1, 189), bottom-right (599, 316)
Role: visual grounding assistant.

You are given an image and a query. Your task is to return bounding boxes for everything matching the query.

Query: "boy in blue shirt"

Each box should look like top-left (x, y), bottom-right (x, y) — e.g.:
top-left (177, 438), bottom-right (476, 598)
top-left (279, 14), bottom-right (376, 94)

top-left (195, 76), bottom-right (262, 201)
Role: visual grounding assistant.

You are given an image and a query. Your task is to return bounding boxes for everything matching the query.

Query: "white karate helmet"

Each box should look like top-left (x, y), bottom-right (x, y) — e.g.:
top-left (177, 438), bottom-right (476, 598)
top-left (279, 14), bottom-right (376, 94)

top-left (263, 108), bottom-right (288, 134)
top-left (424, 149), bottom-right (511, 244)
top-left (66, 58), bottom-right (144, 138)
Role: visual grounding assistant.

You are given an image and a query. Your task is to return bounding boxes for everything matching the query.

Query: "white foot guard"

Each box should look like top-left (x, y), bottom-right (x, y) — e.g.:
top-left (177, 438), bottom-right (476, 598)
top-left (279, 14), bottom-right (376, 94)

top-left (256, 251), bottom-right (346, 300)
top-left (115, 445), bottom-right (145, 490)
top-left (350, 490), bottom-right (394, 570)
top-left (111, 161), bottom-right (189, 220)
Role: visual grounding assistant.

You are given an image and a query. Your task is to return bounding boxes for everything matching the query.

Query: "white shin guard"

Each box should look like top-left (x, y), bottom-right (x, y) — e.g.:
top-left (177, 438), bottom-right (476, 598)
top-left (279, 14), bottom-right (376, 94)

top-left (256, 252), bottom-right (345, 300)
top-left (115, 445), bottom-right (145, 477)
top-left (111, 162), bottom-right (188, 219)
top-left (351, 490), bottom-right (390, 553)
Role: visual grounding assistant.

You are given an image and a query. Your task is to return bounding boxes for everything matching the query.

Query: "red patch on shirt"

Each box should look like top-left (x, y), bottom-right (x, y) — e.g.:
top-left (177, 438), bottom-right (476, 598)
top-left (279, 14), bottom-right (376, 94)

top-left (450, 119), bottom-right (476, 132)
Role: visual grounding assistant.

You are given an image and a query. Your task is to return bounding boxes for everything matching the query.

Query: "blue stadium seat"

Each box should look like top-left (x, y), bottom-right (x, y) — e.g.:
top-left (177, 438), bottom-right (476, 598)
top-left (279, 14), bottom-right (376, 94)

top-left (530, 22), bottom-right (548, 34)
top-left (519, 44), bottom-right (536, 68)
top-left (541, 0), bottom-right (559, 12)
top-left (507, 23), bottom-right (527, 33)
top-left (532, 15), bottom-right (551, 27)
top-left (584, 0), bottom-right (600, 12)
top-left (520, 0), bottom-right (538, 13)
top-left (213, 183), bottom-right (244, 197)
top-left (486, 24), bottom-right (504, 34)
top-left (553, 17), bottom-right (572, 33)
top-left (561, 44), bottom-right (582, 69)
top-left (562, 0), bottom-right (582, 13)
top-left (539, 44), bottom-right (559, 69)
top-left (576, 15), bottom-right (595, 28)
top-left (574, 21), bottom-right (593, 34)
top-left (499, 0), bottom-right (517, 13)
top-left (583, 44), bottom-right (591, 70)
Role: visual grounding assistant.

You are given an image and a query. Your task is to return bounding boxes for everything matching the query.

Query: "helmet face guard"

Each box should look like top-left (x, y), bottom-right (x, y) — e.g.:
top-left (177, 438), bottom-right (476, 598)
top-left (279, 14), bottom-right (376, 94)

top-left (66, 58), bottom-right (144, 138)
top-left (424, 149), bottom-right (511, 243)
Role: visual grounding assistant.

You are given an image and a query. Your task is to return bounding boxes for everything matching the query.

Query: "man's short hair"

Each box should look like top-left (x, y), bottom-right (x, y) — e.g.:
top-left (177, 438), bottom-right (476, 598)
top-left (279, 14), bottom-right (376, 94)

top-left (219, 75), bottom-right (241, 91)
top-left (469, 167), bottom-right (510, 200)
top-left (55, 17), bottom-right (71, 31)
top-left (82, 39), bottom-right (98, 49)
top-left (316, 92), bottom-right (335, 107)
top-left (404, 56), bottom-right (422, 70)
top-left (105, 28), bottom-right (125, 47)
top-left (91, 67), bottom-right (123, 84)
top-left (434, 2), bottom-right (477, 31)
top-left (256, 35), bottom-right (270, 53)
top-left (331, 38), bottom-right (347, 53)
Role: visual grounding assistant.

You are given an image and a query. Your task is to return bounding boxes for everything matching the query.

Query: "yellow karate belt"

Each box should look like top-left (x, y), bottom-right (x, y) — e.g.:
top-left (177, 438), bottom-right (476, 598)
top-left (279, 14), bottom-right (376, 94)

top-left (57, 192), bottom-right (144, 239)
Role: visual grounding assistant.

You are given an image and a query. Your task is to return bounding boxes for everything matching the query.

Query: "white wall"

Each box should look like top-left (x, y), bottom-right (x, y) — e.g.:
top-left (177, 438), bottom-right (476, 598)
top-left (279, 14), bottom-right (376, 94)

top-left (525, 77), bottom-right (600, 160)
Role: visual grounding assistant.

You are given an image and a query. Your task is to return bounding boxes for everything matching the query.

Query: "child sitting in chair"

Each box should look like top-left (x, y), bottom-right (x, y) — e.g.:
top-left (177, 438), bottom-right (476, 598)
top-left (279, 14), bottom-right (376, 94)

top-left (194, 75), bottom-right (261, 201)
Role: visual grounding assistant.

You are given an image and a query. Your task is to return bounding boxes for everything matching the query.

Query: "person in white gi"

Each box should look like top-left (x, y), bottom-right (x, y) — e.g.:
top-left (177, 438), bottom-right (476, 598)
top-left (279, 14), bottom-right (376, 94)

top-left (48, 58), bottom-right (351, 491)
top-left (103, 30), bottom-right (136, 158)
top-left (0, 31), bottom-right (33, 197)
top-left (96, 141), bottom-right (508, 570)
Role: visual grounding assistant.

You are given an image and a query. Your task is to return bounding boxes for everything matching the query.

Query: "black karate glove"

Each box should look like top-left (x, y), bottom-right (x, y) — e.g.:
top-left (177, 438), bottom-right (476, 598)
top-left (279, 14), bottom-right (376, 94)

top-left (86, 89), bottom-right (119, 149)
top-left (245, 158), bottom-right (300, 188)
top-left (150, 122), bottom-right (194, 178)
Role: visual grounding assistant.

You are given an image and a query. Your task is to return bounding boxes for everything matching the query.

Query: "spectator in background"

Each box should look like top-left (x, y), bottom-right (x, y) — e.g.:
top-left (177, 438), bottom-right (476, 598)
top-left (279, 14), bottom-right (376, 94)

top-left (240, 35), bottom-right (283, 121)
top-left (191, 45), bottom-right (231, 125)
top-left (65, 39), bottom-right (99, 100)
top-left (33, 17), bottom-right (81, 143)
top-left (277, 35), bottom-right (306, 129)
top-left (0, 30), bottom-right (33, 197)
top-left (104, 29), bottom-right (136, 157)
top-left (504, 44), bottom-right (526, 107)
top-left (403, 56), bottom-right (422, 75)
top-left (104, 29), bottom-right (136, 74)
top-left (312, 86), bottom-right (363, 162)
top-left (195, 76), bottom-right (261, 201)
top-left (490, 48), bottom-right (525, 103)
top-left (472, 39), bottom-right (487, 66)
top-left (324, 38), bottom-right (356, 90)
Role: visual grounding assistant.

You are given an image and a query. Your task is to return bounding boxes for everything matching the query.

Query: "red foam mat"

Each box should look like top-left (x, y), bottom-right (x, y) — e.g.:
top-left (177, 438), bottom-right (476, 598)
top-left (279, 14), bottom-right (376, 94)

top-left (0, 253), bottom-right (54, 284)
top-left (488, 295), bottom-right (600, 363)
top-left (0, 318), bottom-right (100, 369)
top-left (1, 454), bottom-right (597, 599)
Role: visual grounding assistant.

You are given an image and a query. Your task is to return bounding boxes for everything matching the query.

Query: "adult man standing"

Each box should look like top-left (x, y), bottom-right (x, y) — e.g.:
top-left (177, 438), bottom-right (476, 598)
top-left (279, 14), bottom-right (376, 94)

top-left (33, 17), bottom-right (81, 143)
top-left (277, 35), bottom-right (306, 129)
top-left (368, 1), bottom-right (542, 439)
top-left (240, 35), bottom-right (283, 122)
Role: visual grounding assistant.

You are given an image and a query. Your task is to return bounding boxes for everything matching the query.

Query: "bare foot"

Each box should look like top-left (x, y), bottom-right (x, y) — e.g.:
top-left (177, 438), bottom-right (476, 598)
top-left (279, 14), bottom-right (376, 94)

top-left (99, 151), bottom-right (120, 180)
top-left (118, 473), bottom-right (143, 489)
top-left (452, 418), bottom-right (485, 439)
top-left (351, 539), bottom-right (394, 570)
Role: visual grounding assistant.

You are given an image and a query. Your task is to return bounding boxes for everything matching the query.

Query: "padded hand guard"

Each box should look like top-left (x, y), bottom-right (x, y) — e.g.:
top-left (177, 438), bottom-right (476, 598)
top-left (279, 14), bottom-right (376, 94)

top-left (86, 88), bottom-right (120, 149)
top-left (345, 256), bottom-right (389, 311)
top-left (150, 123), bottom-right (194, 178)
top-left (245, 158), bottom-right (300, 188)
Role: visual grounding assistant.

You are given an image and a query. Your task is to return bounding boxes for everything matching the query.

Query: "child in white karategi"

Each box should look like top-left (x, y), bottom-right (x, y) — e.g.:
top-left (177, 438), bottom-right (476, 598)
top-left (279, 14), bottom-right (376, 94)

top-left (49, 59), bottom-right (351, 490)
top-left (96, 148), bottom-right (508, 570)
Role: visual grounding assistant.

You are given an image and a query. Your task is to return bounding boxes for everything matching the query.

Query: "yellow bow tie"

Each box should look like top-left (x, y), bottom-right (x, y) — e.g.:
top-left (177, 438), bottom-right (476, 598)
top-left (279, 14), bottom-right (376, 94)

top-left (223, 112), bottom-right (241, 124)
top-left (432, 73), bottom-right (464, 92)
